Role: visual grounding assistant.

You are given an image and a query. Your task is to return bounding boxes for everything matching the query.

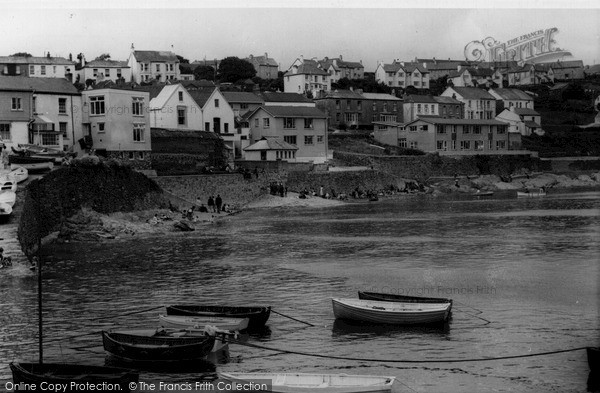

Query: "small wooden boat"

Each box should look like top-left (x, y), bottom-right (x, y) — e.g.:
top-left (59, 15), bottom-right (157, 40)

top-left (166, 305), bottom-right (271, 329)
top-left (358, 291), bottom-right (453, 312)
top-left (9, 166), bottom-right (29, 183)
top-left (472, 190), bottom-right (494, 197)
top-left (9, 154), bottom-right (54, 172)
top-left (332, 298), bottom-right (451, 325)
top-left (517, 189), bottom-right (546, 198)
top-left (588, 347), bottom-right (600, 372)
top-left (101, 329), bottom-right (215, 363)
top-left (107, 327), bottom-right (233, 352)
top-left (159, 314), bottom-right (250, 331)
top-left (9, 362), bottom-right (138, 392)
top-left (219, 372), bottom-right (396, 393)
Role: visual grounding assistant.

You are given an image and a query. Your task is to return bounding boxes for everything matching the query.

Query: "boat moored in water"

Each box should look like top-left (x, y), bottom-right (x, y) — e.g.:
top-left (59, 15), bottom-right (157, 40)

top-left (332, 298), bottom-right (451, 325)
top-left (165, 305), bottom-right (271, 329)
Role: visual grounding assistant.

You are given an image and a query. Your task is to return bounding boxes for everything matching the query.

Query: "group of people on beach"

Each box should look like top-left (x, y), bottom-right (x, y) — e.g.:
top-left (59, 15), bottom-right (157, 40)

top-left (195, 194), bottom-right (230, 215)
top-left (270, 182), bottom-right (288, 197)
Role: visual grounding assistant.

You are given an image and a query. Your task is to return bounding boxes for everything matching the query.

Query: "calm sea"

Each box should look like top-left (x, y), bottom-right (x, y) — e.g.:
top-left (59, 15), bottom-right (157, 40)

top-left (1, 190), bottom-right (599, 392)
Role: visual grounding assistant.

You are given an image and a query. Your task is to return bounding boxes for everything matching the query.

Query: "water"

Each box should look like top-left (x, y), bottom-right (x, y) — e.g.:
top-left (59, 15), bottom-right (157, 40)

top-left (1, 190), bottom-right (599, 392)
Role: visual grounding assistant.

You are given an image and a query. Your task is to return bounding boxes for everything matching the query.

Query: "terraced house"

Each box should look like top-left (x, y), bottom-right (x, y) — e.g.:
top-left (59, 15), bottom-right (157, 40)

top-left (402, 95), bottom-right (464, 123)
top-left (77, 59), bottom-right (131, 84)
top-left (374, 60), bottom-right (430, 90)
top-left (0, 55), bottom-right (76, 80)
top-left (128, 47), bottom-right (180, 83)
top-left (284, 58), bottom-right (330, 98)
top-left (0, 76), bottom-right (82, 152)
top-left (318, 56), bottom-right (364, 83)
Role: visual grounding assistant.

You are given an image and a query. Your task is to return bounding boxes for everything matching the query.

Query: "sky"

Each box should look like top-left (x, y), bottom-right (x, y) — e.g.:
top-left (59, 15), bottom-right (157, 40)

top-left (1, 0), bottom-right (599, 72)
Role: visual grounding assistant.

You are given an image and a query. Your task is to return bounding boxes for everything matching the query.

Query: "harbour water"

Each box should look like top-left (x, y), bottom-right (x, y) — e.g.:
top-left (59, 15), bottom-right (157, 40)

top-left (0, 190), bottom-right (599, 392)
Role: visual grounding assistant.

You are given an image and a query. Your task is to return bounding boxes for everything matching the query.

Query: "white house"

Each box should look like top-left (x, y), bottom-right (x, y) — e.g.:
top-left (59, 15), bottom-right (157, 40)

top-left (77, 59), bottom-right (131, 84)
top-left (148, 84), bottom-right (204, 130)
top-left (488, 88), bottom-right (534, 111)
top-left (441, 87), bottom-right (497, 120)
top-left (496, 107), bottom-right (544, 136)
top-left (284, 58), bottom-right (330, 98)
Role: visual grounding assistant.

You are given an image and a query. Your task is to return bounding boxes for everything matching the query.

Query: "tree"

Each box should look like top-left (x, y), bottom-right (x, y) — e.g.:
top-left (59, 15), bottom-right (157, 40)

top-left (194, 65), bottom-right (216, 81)
top-left (176, 55), bottom-right (190, 64)
top-left (11, 52), bottom-right (32, 57)
top-left (94, 53), bottom-right (111, 61)
top-left (217, 57), bottom-right (256, 83)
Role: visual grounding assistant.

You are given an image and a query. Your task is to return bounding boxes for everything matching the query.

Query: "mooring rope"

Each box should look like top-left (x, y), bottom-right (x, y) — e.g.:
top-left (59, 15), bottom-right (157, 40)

top-left (226, 338), bottom-right (589, 363)
top-left (271, 309), bottom-right (315, 327)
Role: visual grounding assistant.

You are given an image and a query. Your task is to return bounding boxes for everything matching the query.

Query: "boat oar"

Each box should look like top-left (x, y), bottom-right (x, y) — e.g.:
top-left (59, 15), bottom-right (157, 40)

top-left (270, 309), bottom-right (315, 327)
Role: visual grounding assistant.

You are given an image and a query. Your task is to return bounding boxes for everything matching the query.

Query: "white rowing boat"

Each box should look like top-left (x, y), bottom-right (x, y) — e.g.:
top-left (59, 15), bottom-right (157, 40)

top-left (332, 298), bottom-right (451, 325)
top-left (219, 372), bottom-right (395, 393)
top-left (158, 314), bottom-right (249, 331)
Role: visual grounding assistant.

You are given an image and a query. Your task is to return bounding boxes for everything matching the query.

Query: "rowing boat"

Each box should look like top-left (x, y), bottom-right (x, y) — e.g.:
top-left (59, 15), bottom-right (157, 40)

top-left (101, 329), bottom-right (215, 363)
top-left (219, 372), bottom-right (395, 393)
top-left (106, 327), bottom-right (232, 352)
top-left (165, 305), bottom-right (271, 329)
top-left (517, 190), bottom-right (546, 198)
top-left (159, 314), bottom-right (250, 331)
top-left (358, 291), bottom-right (453, 312)
top-left (332, 298), bottom-right (451, 325)
top-left (9, 362), bottom-right (138, 392)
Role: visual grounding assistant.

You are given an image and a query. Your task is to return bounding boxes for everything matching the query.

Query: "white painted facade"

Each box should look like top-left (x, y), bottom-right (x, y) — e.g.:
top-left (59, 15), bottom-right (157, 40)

top-left (149, 84), bottom-right (204, 130)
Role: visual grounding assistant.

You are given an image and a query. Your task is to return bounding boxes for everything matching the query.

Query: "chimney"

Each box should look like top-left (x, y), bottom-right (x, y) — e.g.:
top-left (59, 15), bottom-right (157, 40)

top-left (300, 55), bottom-right (304, 63)
top-left (131, 43), bottom-right (135, 52)
top-left (265, 52), bottom-right (268, 59)
top-left (69, 53), bottom-right (72, 61)
top-left (339, 55), bottom-right (343, 60)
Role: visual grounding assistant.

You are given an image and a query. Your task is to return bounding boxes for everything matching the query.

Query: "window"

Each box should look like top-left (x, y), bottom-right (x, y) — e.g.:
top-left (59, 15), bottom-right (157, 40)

top-left (317, 135), bottom-right (324, 143)
top-left (417, 104), bottom-right (421, 113)
top-left (496, 140), bottom-right (506, 149)
top-left (393, 103), bottom-right (397, 111)
top-left (452, 125), bottom-right (457, 134)
top-left (336, 113), bottom-right (340, 122)
top-left (41, 65), bottom-right (46, 75)
top-left (105, 69), bottom-right (110, 77)
top-left (215, 99), bottom-right (219, 107)
top-left (304, 135), bottom-right (314, 145)
top-left (0, 124), bottom-right (11, 140)
top-left (93, 69), bottom-right (98, 77)
top-left (284, 135), bottom-right (297, 145)
top-left (463, 125), bottom-right (471, 134)
top-left (224, 123), bottom-right (229, 133)
top-left (89, 96), bottom-right (105, 115)
top-left (240, 103), bottom-right (248, 109)
top-left (205, 122), bottom-right (210, 131)
top-left (497, 126), bottom-right (506, 134)
top-left (424, 105), bottom-right (428, 114)
top-left (437, 126), bottom-right (446, 134)
top-left (409, 141), bottom-right (418, 149)
top-left (409, 126), bottom-right (417, 132)
top-left (59, 122), bottom-right (68, 137)
top-left (357, 101), bottom-right (362, 110)
top-left (177, 108), bottom-right (186, 125)
top-left (11, 98), bottom-right (22, 111)
top-left (41, 133), bottom-right (58, 146)
top-left (304, 118), bottom-right (313, 129)
top-left (420, 125), bottom-right (429, 131)
top-left (346, 100), bottom-right (351, 108)
top-left (372, 102), bottom-right (376, 110)
top-left (460, 141), bottom-right (471, 150)
top-left (133, 124), bottom-right (145, 142)
top-left (335, 100), bottom-right (340, 110)
top-left (437, 141), bottom-right (447, 151)
top-left (283, 118), bottom-right (296, 129)
top-left (117, 69), bottom-right (122, 78)
top-left (473, 125), bottom-right (481, 134)
top-left (58, 98), bottom-right (67, 114)
top-left (178, 91), bottom-right (183, 101)
top-left (398, 138), bottom-right (407, 148)
top-left (132, 97), bottom-right (144, 116)
top-left (263, 118), bottom-right (270, 128)
top-left (98, 123), bottom-right (105, 133)
top-left (29, 65), bottom-right (34, 74)
top-left (155, 64), bottom-right (160, 72)
top-left (474, 140), bottom-right (484, 150)
top-left (254, 118), bottom-right (259, 127)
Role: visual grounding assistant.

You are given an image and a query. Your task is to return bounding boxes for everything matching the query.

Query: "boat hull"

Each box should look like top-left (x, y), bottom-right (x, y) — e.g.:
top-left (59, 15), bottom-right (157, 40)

top-left (102, 330), bottom-right (215, 363)
top-left (109, 328), bottom-right (230, 352)
top-left (9, 362), bottom-right (137, 392)
top-left (588, 347), bottom-right (600, 372)
top-left (517, 191), bottom-right (546, 198)
top-left (219, 372), bottom-right (395, 393)
top-left (332, 298), bottom-right (450, 325)
top-left (166, 305), bottom-right (271, 329)
top-left (358, 291), bottom-right (453, 312)
top-left (159, 314), bottom-right (250, 331)
top-left (10, 161), bottom-right (53, 172)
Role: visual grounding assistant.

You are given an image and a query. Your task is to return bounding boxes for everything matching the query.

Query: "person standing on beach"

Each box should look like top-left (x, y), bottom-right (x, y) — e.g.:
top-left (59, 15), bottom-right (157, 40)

top-left (208, 196), bottom-right (215, 212)
top-left (215, 194), bottom-right (222, 213)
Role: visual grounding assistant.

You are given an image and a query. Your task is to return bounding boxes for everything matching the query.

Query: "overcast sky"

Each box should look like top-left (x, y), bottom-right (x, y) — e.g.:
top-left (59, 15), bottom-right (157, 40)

top-left (2, 1), bottom-right (599, 72)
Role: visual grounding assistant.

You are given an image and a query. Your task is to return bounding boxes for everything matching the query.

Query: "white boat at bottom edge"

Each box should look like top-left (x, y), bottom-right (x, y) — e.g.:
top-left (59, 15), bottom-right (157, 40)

top-left (219, 372), bottom-right (395, 393)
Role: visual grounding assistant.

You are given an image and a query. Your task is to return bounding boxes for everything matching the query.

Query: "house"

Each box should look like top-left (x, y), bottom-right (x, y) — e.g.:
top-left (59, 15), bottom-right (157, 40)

top-left (0, 55), bottom-right (76, 80)
top-left (187, 87), bottom-right (237, 157)
top-left (243, 137), bottom-right (299, 161)
top-left (318, 56), bottom-right (364, 83)
top-left (246, 53), bottom-right (279, 80)
top-left (496, 107), bottom-right (544, 136)
top-left (146, 84), bottom-right (204, 131)
top-left (374, 60), bottom-right (430, 90)
top-left (246, 105), bottom-right (328, 163)
top-left (372, 117), bottom-right (518, 155)
top-left (441, 87), bottom-right (497, 120)
top-left (0, 76), bottom-right (82, 153)
top-left (507, 64), bottom-right (551, 86)
top-left (80, 84), bottom-right (151, 168)
top-left (546, 60), bottom-right (585, 81)
top-left (77, 59), bottom-right (131, 84)
top-left (127, 46), bottom-right (180, 83)
top-left (402, 95), bottom-right (464, 123)
top-left (415, 58), bottom-right (470, 80)
top-left (447, 66), bottom-right (502, 88)
top-left (284, 58), bottom-right (330, 98)
top-left (222, 92), bottom-right (265, 157)
top-left (488, 88), bottom-right (534, 113)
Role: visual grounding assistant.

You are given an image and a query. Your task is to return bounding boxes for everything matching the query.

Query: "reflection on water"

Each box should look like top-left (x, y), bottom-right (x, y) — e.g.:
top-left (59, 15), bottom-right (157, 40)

top-left (0, 190), bottom-right (598, 392)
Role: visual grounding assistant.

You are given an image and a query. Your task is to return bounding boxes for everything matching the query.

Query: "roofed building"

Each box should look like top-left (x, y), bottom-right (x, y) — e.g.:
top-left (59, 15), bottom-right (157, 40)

top-left (284, 57), bottom-right (331, 98)
top-left (441, 87), bottom-right (497, 120)
top-left (402, 94), bottom-right (464, 123)
top-left (127, 46), bottom-right (180, 83)
top-left (246, 53), bottom-right (279, 80)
